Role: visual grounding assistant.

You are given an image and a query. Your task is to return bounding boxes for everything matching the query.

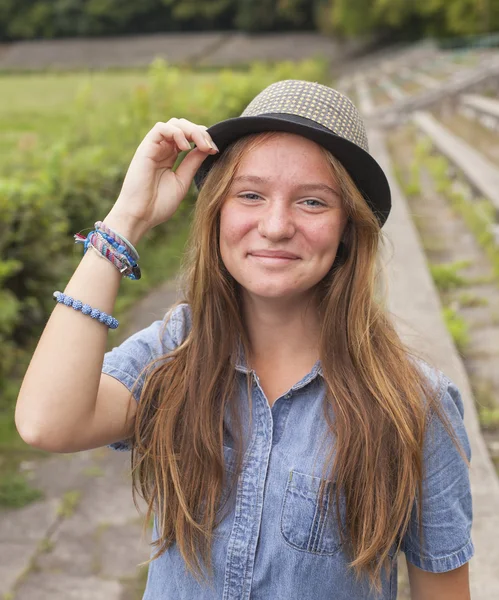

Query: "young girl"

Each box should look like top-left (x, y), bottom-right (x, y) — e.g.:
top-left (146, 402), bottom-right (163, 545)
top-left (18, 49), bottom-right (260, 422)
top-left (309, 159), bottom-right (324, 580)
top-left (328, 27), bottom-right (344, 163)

top-left (16, 80), bottom-right (473, 599)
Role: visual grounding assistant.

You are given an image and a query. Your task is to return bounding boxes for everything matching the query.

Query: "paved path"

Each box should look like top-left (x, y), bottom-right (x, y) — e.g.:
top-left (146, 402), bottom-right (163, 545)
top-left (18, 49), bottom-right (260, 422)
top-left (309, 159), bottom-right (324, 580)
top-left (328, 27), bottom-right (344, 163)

top-left (0, 32), bottom-right (364, 71)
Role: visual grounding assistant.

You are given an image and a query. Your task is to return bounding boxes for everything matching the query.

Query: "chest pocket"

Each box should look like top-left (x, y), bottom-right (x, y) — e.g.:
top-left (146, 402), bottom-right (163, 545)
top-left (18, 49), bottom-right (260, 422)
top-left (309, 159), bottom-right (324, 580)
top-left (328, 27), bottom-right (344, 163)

top-left (280, 470), bottom-right (345, 555)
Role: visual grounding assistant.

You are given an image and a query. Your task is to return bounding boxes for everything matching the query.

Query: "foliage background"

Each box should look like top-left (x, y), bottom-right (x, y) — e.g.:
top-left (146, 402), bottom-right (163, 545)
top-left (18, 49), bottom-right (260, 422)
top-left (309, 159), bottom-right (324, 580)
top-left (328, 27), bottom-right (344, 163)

top-left (0, 0), bottom-right (498, 41)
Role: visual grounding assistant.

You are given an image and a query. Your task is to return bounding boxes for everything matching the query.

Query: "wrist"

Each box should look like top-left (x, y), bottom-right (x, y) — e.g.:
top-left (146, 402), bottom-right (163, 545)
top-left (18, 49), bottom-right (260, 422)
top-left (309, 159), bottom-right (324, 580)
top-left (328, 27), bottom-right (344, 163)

top-left (101, 211), bottom-right (148, 248)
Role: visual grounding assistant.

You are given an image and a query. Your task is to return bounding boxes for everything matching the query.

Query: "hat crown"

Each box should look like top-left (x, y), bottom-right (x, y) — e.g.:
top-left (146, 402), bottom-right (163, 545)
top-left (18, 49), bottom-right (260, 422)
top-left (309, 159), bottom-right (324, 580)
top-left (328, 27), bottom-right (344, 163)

top-left (241, 79), bottom-right (369, 153)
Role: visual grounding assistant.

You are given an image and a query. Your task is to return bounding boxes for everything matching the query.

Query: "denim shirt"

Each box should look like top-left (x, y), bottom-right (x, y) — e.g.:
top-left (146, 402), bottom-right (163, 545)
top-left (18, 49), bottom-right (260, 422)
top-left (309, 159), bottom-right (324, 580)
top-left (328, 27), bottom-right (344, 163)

top-left (102, 303), bottom-right (474, 600)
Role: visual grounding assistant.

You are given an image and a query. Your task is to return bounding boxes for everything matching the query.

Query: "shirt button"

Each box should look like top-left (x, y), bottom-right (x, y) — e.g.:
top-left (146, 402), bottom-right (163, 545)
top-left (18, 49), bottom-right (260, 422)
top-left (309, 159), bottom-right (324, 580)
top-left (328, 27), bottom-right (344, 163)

top-left (284, 393), bottom-right (292, 399)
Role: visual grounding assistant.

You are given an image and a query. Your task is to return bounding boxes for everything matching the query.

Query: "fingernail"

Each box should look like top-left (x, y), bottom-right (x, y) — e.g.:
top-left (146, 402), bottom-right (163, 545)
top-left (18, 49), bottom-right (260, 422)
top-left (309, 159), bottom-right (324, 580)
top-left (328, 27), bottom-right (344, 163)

top-left (204, 134), bottom-right (219, 152)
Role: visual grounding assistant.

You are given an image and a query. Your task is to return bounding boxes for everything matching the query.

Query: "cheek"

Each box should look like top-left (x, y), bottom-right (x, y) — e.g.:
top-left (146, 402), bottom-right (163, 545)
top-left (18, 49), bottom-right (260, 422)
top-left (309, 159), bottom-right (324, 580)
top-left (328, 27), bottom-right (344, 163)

top-left (219, 207), bottom-right (255, 249)
top-left (304, 221), bottom-right (342, 259)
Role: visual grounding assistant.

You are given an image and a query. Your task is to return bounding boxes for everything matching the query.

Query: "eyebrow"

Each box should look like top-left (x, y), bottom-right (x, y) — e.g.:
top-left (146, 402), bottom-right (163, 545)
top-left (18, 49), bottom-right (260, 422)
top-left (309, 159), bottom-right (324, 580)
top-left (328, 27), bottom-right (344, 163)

top-left (232, 175), bottom-right (341, 198)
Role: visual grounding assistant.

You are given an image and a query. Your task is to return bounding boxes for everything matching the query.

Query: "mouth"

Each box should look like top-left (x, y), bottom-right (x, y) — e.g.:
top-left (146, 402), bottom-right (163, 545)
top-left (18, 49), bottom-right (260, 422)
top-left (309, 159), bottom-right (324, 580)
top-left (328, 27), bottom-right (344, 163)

top-left (248, 251), bottom-right (300, 260)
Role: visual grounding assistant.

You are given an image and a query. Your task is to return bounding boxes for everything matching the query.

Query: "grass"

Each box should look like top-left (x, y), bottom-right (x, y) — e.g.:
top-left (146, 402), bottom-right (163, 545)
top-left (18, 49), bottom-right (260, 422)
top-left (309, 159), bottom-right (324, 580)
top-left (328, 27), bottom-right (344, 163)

top-left (82, 465), bottom-right (105, 478)
top-left (0, 70), bottom-right (212, 158)
top-left (429, 259), bottom-right (473, 292)
top-left (56, 490), bottom-right (82, 518)
top-left (479, 407), bottom-right (499, 431)
top-left (0, 418), bottom-right (47, 509)
top-left (457, 291), bottom-right (489, 307)
top-left (37, 537), bottom-right (55, 553)
top-left (442, 305), bottom-right (470, 354)
top-left (0, 471), bottom-right (44, 509)
top-left (471, 377), bottom-right (499, 431)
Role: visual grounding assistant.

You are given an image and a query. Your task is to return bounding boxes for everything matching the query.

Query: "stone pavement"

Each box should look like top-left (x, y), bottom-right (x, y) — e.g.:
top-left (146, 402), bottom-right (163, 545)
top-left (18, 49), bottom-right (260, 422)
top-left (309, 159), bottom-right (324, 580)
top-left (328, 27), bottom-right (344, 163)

top-left (1, 449), bottom-right (148, 600)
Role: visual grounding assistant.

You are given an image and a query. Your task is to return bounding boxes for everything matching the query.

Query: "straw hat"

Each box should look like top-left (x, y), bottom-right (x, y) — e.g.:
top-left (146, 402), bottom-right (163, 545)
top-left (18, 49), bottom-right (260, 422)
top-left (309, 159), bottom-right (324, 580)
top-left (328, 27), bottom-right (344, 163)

top-left (194, 79), bottom-right (391, 227)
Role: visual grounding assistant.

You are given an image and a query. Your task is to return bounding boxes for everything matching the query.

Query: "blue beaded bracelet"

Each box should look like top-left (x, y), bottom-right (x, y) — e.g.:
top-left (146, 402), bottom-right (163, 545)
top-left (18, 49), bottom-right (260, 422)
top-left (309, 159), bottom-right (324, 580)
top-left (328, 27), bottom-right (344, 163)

top-left (53, 291), bottom-right (119, 329)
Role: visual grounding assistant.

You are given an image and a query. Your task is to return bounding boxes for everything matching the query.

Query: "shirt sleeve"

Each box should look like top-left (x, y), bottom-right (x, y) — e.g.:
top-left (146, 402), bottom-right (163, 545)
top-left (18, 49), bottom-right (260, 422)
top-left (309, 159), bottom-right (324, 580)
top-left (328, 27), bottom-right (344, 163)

top-left (401, 374), bottom-right (474, 572)
top-left (101, 303), bottom-right (190, 451)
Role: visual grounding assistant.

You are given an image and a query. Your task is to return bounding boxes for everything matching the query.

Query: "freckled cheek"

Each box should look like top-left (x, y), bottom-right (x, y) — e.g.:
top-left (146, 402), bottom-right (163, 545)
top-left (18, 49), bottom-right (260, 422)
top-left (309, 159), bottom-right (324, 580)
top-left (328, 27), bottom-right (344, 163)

top-left (220, 211), bottom-right (257, 250)
top-left (302, 223), bottom-right (340, 260)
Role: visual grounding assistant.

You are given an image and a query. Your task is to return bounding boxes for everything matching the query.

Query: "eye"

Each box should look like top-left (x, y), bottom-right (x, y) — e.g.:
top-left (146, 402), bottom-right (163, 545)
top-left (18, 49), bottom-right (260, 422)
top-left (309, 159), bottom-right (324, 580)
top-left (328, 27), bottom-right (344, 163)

top-left (238, 193), bottom-right (262, 201)
top-left (301, 199), bottom-right (327, 207)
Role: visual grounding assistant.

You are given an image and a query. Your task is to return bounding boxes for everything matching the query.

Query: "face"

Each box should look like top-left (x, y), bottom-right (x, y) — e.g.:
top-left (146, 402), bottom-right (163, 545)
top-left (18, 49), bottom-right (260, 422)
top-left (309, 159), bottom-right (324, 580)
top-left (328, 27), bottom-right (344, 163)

top-left (219, 132), bottom-right (348, 303)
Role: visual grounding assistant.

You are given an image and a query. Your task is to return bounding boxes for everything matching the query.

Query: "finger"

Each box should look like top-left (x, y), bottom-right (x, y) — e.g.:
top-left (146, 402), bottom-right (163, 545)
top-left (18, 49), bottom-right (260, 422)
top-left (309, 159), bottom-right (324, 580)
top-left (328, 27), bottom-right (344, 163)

top-left (191, 128), bottom-right (217, 153)
top-left (172, 129), bottom-right (191, 152)
top-left (150, 121), bottom-right (216, 154)
top-left (143, 122), bottom-right (181, 153)
top-left (174, 147), bottom-right (212, 192)
top-left (176, 118), bottom-right (209, 132)
top-left (173, 118), bottom-right (218, 153)
top-left (142, 124), bottom-right (192, 161)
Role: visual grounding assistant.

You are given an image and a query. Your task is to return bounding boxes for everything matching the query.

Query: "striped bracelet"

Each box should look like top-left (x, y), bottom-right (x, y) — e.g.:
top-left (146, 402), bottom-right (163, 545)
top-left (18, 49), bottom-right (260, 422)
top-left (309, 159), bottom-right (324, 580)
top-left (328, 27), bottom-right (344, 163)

top-left (74, 221), bottom-right (141, 280)
top-left (53, 291), bottom-right (119, 329)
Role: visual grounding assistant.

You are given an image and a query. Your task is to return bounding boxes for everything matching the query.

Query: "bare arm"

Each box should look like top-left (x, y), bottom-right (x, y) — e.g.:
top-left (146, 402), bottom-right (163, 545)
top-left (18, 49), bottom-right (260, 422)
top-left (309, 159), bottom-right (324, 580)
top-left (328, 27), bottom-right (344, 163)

top-left (15, 213), bottom-right (147, 452)
top-left (408, 561), bottom-right (471, 600)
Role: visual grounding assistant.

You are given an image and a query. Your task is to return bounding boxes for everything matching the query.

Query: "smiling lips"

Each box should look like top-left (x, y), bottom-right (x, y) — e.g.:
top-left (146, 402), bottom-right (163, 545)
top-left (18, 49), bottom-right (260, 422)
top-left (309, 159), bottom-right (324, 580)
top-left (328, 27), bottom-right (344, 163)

top-left (248, 250), bottom-right (300, 260)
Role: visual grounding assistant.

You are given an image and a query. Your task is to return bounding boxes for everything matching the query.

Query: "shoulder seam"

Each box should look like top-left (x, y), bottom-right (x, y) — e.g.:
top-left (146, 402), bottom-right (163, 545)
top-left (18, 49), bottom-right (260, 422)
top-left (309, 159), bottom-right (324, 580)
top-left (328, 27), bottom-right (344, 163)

top-left (438, 372), bottom-right (451, 404)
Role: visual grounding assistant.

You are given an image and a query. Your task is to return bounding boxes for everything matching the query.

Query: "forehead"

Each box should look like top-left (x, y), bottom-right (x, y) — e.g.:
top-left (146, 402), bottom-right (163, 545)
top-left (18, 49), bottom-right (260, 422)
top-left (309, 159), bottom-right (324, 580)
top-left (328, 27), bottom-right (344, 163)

top-left (235, 132), bottom-right (335, 182)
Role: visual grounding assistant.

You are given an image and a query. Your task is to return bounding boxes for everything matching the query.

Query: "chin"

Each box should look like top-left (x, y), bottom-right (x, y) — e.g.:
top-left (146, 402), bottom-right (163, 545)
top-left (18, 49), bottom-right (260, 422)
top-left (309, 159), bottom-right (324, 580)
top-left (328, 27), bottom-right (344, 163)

top-left (243, 283), bottom-right (310, 300)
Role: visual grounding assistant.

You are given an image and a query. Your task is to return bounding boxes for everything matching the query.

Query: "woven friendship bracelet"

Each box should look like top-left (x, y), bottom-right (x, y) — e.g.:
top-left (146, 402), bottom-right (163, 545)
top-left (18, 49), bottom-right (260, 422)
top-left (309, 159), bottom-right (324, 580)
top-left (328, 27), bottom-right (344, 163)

top-left (74, 230), bottom-right (135, 277)
top-left (94, 221), bottom-right (140, 261)
top-left (93, 230), bottom-right (141, 280)
top-left (88, 231), bottom-right (137, 278)
top-left (53, 291), bottom-right (119, 329)
top-left (74, 225), bottom-right (141, 280)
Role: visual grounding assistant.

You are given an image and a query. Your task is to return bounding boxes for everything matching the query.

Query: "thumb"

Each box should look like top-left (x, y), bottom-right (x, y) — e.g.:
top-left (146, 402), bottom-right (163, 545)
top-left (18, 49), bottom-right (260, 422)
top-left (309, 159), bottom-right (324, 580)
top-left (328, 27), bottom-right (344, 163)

top-left (174, 147), bottom-right (215, 193)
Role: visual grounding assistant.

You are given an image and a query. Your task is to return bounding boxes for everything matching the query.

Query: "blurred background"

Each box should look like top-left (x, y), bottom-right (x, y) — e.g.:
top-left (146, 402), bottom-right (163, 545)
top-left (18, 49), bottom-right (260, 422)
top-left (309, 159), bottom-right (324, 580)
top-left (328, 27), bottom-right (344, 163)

top-left (1, 1), bottom-right (499, 598)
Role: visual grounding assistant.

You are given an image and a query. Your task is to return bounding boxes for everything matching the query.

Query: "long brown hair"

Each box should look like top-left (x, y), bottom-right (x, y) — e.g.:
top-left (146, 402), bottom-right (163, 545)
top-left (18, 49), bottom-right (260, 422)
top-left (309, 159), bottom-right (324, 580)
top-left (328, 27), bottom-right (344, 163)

top-left (127, 132), bottom-right (467, 594)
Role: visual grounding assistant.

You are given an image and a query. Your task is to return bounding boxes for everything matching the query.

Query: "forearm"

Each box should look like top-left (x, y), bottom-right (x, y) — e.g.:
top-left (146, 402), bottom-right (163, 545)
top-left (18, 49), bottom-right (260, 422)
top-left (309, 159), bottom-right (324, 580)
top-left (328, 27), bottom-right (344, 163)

top-left (408, 562), bottom-right (471, 600)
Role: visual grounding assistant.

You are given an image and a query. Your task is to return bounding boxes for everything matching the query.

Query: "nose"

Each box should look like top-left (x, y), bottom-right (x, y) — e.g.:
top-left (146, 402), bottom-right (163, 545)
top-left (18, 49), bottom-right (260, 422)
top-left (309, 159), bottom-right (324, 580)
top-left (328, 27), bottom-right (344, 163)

top-left (257, 201), bottom-right (296, 241)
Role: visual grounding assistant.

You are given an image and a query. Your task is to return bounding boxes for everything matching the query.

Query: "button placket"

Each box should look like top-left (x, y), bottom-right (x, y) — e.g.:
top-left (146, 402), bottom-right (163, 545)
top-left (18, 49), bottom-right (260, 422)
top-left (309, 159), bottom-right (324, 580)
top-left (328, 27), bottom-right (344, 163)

top-left (223, 376), bottom-right (273, 600)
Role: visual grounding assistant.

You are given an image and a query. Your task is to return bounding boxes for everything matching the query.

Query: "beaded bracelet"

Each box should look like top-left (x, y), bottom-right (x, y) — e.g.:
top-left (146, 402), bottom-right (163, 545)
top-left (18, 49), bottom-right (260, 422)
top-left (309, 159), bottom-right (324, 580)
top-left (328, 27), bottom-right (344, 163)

top-left (53, 291), bottom-right (119, 329)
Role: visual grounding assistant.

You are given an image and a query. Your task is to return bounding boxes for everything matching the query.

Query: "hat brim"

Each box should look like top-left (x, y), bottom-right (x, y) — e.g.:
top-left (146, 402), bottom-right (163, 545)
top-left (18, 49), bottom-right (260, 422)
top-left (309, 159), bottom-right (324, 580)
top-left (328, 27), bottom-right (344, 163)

top-left (193, 113), bottom-right (391, 227)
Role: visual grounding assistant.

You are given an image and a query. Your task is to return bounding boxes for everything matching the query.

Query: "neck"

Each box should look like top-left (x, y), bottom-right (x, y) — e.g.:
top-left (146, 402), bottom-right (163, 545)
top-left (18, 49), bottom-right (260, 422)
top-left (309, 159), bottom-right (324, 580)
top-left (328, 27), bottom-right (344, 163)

top-left (241, 291), bottom-right (322, 366)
